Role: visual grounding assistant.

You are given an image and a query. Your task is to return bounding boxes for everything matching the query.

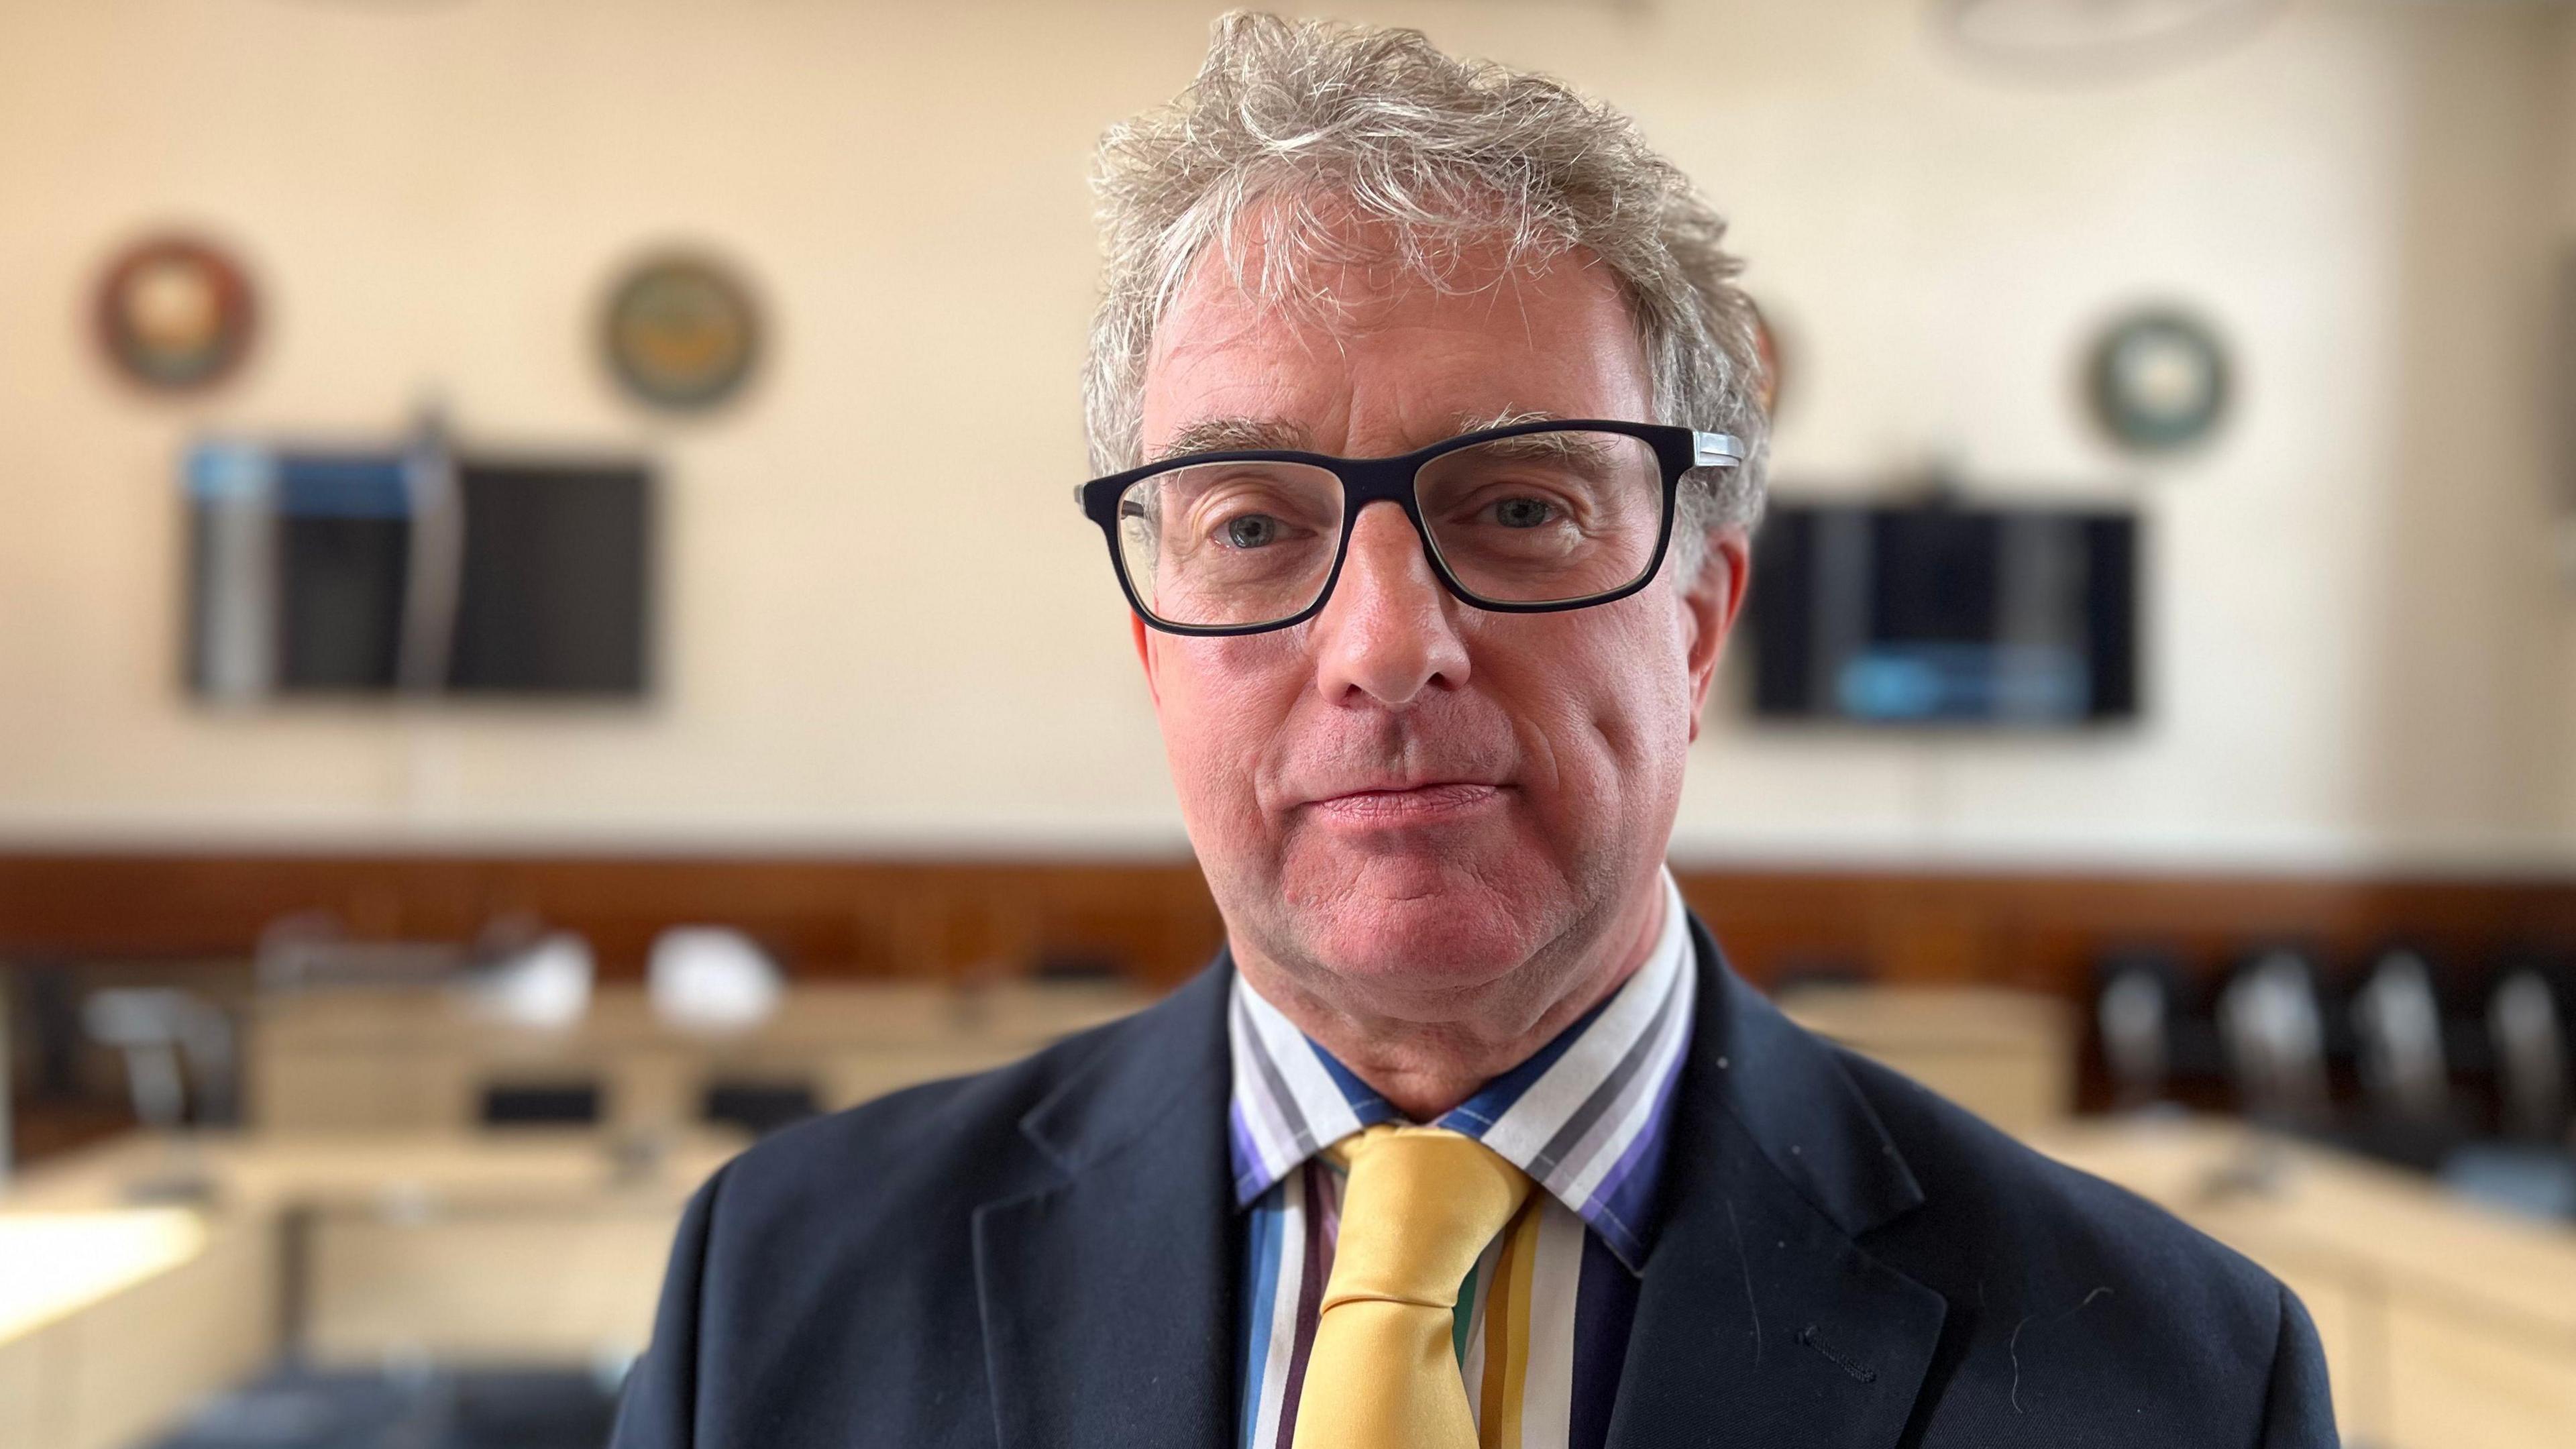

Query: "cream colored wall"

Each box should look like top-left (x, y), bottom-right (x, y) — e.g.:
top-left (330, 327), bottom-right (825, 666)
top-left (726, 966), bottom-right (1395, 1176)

top-left (1668, 0), bottom-right (2576, 867)
top-left (0, 0), bottom-right (2567, 867)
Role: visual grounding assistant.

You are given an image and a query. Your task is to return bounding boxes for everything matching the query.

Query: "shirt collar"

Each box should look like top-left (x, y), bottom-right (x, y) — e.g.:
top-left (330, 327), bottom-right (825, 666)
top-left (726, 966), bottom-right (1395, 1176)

top-left (1226, 868), bottom-right (1696, 1269)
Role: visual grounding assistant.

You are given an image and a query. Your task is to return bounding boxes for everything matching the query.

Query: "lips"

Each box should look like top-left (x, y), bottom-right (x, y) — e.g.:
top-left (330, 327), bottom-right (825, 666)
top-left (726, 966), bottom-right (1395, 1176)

top-left (1300, 780), bottom-right (1505, 824)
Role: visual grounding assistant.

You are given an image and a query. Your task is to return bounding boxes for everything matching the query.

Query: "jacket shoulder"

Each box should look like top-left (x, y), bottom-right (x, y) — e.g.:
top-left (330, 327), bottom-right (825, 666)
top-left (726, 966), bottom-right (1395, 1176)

top-left (1841, 1046), bottom-right (2272, 1295)
top-left (706, 998), bottom-right (1143, 1232)
top-left (1833, 1048), bottom-right (2326, 1441)
top-left (619, 996), bottom-right (1203, 1449)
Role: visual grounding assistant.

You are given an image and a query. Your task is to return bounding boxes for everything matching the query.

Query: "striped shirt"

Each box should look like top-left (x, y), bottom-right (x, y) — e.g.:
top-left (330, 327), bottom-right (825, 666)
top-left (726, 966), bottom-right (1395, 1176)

top-left (1228, 870), bottom-right (1697, 1449)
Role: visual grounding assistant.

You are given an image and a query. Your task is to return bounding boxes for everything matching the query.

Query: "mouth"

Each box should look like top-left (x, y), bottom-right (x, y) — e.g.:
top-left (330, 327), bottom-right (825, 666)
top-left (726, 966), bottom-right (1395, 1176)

top-left (1300, 780), bottom-right (1507, 826)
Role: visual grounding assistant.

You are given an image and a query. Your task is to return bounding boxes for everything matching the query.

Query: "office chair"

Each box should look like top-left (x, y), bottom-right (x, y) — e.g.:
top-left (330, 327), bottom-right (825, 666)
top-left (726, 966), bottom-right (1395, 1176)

top-left (82, 987), bottom-right (235, 1132)
top-left (2490, 964), bottom-right (2571, 1143)
top-left (2436, 961), bottom-right (2576, 1220)
top-left (2218, 949), bottom-right (2332, 1129)
top-left (647, 926), bottom-right (783, 1034)
top-left (2093, 949), bottom-right (2185, 1110)
top-left (2352, 948), bottom-right (2451, 1127)
top-left (460, 931), bottom-right (595, 1032)
top-left (2341, 945), bottom-right (2492, 1173)
top-left (81, 987), bottom-right (234, 1201)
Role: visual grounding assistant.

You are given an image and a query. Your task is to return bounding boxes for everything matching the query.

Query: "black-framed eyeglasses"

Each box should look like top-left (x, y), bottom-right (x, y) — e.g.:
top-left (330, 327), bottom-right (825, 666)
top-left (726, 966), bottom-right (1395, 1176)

top-left (1075, 419), bottom-right (1744, 637)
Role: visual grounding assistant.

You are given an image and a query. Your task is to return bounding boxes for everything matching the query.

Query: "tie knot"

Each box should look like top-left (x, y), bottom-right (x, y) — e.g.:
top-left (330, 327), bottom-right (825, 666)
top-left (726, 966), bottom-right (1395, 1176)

top-left (1322, 1124), bottom-right (1533, 1313)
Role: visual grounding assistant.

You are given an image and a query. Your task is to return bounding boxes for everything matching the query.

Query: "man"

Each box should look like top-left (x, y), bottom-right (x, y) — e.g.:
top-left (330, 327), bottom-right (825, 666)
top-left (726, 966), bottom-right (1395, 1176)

top-left (612, 15), bottom-right (2335, 1448)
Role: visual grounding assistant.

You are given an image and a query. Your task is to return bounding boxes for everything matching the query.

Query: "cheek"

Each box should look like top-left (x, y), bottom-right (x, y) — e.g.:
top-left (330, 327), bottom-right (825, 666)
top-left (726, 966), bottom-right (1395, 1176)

top-left (1599, 618), bottom-right (1698, 748)
top-left (1152, 637), bottom-right (1305, 816)
top-left (1483, 624), bottom-right (1700, 856)
top-left (1487, 609), bottom-right (1693, 795)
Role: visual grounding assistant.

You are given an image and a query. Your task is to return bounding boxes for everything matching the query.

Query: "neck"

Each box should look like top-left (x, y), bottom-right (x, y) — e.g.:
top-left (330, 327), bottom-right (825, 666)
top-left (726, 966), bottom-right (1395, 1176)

top-left (1236, 873), bottom-right (1668, 1120)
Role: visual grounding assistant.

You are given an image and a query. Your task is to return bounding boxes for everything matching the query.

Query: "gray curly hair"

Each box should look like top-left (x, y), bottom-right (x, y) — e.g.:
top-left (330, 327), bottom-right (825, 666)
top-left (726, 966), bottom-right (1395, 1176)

top-left (1082, 11), bottom-right (1770, 571)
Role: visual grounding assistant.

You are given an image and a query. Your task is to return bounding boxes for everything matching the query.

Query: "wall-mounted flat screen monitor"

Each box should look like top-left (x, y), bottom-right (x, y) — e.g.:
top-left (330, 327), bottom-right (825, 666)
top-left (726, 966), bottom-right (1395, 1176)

top-left (1744, 498), bottom-right (2139, 727)
top-left (185, 443), bottom-right (651, 700)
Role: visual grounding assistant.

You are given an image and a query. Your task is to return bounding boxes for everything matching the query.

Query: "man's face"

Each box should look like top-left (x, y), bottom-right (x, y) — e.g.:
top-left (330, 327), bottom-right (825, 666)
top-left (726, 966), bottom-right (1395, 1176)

top-left (1132, 227), bottom-right (1748, 1022)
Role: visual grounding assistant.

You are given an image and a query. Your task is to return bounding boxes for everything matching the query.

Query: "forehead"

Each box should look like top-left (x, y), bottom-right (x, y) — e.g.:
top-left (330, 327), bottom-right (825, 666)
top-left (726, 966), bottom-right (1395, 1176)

top-left (1136, 227), bottom-right (1653, 460)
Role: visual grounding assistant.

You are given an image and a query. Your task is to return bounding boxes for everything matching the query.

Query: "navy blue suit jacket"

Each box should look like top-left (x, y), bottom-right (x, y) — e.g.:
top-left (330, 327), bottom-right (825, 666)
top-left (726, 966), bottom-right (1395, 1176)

top-left (612, 916), bottom-right (2337, 1447)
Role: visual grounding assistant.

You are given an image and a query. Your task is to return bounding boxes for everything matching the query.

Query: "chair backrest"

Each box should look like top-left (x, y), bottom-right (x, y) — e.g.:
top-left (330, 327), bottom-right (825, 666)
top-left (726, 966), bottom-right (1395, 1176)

top-left (82, 987), bottom-right (234, 1130)
top-left (2220, 950), bottom-right (2330, 1126)
top-left (2096, 967), bottom-right (2169, 1110)
top-left (2490, 968), bottom-right (2569, 1141)
top-left (649, 926), bottom-right (784, 1034)
top-left (2353, 949), bottom-right (2449, 1124)
top-left (460, 932), bottom-right (596, 1032)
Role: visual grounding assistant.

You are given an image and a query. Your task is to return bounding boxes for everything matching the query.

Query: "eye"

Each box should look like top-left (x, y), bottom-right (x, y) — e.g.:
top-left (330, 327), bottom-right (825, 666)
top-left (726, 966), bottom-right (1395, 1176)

top-left (1221, 514), bottom-right (1282, 548)
top-left (1491, 496), bottom-right (1558, 529)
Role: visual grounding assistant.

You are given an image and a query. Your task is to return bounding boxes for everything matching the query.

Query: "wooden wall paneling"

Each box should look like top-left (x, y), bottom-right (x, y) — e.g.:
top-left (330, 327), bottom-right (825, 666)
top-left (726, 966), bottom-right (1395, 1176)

top-left (1689, 869), bottom-right (2576, 994)
top-left (3, 854), bottom-right (2572, 1000)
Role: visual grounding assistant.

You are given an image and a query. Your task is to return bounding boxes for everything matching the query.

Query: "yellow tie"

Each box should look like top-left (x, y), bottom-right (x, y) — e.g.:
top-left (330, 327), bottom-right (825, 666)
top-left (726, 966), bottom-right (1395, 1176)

top-left (1290, 1124), bottom-right (1535, 1449)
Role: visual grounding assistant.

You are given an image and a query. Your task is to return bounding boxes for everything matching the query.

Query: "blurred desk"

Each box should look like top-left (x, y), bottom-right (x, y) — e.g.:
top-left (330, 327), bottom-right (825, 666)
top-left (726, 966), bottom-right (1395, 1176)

top-left (1780, 984), bottom-right (2075, 1136)
top-left (30, 984), bottom-right (2573, 1449)
top-left (2037, 1118), bottom-right (2576, 1449)
top-left (2, 1132), bottom-right (728, 1216)
top-left (249, 980), bottom-right (1148, 1134)
top-left (0, 1132), bottom-right (737, 1449)
top-left (0, 1203), bottom-right (275, 1449)
top-left (2, 978), bottom-right (1140, 1449)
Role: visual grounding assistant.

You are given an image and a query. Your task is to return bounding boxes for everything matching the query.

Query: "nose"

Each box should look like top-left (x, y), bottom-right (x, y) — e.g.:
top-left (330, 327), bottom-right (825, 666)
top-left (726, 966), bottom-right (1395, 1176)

top-left (1311, 501), bottom-right (1470, 708)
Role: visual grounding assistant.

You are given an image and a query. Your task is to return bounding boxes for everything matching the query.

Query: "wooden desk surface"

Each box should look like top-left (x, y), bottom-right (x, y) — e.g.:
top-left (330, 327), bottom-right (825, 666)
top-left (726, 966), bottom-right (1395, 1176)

top-left (245, 979), bottom-right (1154, 1135)
top-left (255, 980), bottom-right (1151, 1051)
top-left (1, 1126), bottom-right (748, 1432)
top-left (1780, 984), bottom-right (2074, 1137)
top-left (0, 1130), bottom-right (741, 1219)
top-left (11, 1093), bottom-right (2571, 1448)
top-left (2033, 1117), bottom-right (2576, 1344)
top-left (0, 1209), bottom-right (207, 1342)
top-left (1778, 983), bottom-right (2074, 1051)
top-left (2034, 1118), bottom-right (2576, 1447)
top-left (0, 1203), bottom-right (274, 1449)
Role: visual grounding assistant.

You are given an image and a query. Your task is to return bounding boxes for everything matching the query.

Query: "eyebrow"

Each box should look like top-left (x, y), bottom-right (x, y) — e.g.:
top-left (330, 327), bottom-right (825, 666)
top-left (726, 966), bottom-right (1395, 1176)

top-left (1468, 429), bottom-right (1617, 467)
top-left (1148, 407), bottom-right (1574, 464)
top-left (1149, 417), bottom-right (1311, 462)
top-left (1452, 407), bottom-right (1566, 435)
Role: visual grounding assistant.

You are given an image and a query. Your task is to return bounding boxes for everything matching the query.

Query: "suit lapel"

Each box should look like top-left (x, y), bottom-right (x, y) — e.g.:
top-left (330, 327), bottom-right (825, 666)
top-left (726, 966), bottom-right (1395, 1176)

top-left (973, 963), bottom-right (1240, 1448)
top-left (968, 924), bottom-right (1949, 1449)
top-left (1606, 922), bottom-right (1949, 1449)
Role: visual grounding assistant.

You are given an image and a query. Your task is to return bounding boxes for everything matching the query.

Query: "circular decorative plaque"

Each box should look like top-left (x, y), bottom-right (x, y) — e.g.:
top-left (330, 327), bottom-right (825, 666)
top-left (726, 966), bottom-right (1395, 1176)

top-left (2086, 307), bottom-right (2231, 453)
top-left (602, 252), bottom-right (761, 412)
top-left (95, 233), bottom-right (258, 392)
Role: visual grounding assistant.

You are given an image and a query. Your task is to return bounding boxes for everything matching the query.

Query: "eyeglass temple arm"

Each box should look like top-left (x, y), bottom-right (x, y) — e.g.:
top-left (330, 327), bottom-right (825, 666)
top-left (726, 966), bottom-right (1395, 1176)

top-left (1693, 432), bottom-right (1745, 469)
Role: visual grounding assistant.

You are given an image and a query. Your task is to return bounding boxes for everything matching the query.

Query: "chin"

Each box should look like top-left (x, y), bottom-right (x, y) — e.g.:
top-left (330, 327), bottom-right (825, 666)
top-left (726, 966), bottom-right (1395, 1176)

top-left (1279, 851), bottom-right (1570, 1000)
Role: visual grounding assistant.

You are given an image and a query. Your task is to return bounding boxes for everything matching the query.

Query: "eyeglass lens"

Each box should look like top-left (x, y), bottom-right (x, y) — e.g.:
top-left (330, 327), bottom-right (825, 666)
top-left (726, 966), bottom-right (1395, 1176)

top-left (1114, 429), bottom-right (1666, 629)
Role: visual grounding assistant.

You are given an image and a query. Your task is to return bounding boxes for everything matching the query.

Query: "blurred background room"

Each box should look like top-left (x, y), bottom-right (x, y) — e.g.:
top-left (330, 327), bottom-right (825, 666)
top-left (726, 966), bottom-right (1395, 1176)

top-left (4, 0), bottom-right (2575, 1445)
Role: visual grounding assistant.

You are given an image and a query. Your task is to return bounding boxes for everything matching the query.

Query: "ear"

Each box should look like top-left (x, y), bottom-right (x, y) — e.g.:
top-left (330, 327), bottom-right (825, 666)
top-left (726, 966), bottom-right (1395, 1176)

top-left (1129, 612), bottom-right (1163, 708)
top-left (1680, 527), bottom-right (1751, 743)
